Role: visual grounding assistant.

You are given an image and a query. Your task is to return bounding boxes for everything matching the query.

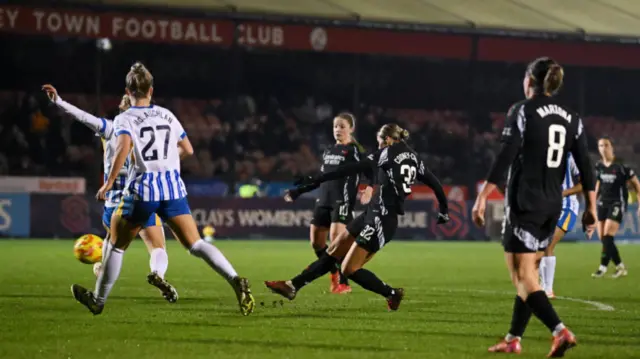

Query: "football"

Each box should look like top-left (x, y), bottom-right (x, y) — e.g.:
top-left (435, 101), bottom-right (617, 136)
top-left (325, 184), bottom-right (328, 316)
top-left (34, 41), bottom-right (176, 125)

top-left (73, 234), bottom-right (103, 264)
top-left (202, 225), bottom-right (216, 242)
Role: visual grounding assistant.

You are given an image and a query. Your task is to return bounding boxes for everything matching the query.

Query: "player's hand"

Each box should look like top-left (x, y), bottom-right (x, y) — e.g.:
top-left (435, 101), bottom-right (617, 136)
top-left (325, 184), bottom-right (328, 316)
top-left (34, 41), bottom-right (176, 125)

top-left (436, 212), bottom-right (450, 224)
top-left (284, 188), bottom-right (300, 202)
top-left (472, 196), bottom-right (486, 227)
top-left (96, 182), bottom-right (113, 201)
top-left (582, 207), bottom-right (597, 238)
top-left (42, 84), bottom-right (58, 102)
top-left (360, 186), bottom-right (373, 205)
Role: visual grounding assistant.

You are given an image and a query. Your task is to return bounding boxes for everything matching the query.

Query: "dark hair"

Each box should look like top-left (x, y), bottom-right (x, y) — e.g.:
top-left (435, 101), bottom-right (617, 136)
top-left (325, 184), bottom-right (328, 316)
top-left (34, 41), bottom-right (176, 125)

top-left (526, 57), bottom-right (564, 95)
top-left (599, 136), bottom-right (614, 146)
top-left (378, 123), bottom-right (409, 142)
top-left (335, 112), bottom-right (356, 128)
top-left (126, 62), bottom-right (153, 99)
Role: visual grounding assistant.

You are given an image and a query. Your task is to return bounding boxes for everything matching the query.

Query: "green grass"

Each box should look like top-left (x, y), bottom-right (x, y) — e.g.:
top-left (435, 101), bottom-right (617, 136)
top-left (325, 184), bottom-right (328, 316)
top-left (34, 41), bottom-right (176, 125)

top-left (0, 240), bottom-right (638, 359)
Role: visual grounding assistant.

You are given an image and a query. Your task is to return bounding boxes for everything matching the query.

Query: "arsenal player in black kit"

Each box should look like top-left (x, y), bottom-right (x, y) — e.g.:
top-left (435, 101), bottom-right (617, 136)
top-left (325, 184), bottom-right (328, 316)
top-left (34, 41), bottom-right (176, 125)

top-left (472, 57), bottom-right (597, 357)
top-left (265, 124), bottom-right (449, 310)
top-left (592, 137), bottom-right (640, 278)
top-left (310, 113), bottom-right (371, 294)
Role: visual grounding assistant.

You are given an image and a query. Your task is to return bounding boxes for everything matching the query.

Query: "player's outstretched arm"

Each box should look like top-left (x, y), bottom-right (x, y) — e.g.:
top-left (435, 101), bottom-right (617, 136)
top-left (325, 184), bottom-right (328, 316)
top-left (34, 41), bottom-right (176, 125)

top-left (285, 160), bottom-right (374, 202)
top-left (301, 160), bottom-right (375, 186)
top-left (416, 162), bottom-right (448, 216)
top-left (42, 84), bottom-right (111, 137)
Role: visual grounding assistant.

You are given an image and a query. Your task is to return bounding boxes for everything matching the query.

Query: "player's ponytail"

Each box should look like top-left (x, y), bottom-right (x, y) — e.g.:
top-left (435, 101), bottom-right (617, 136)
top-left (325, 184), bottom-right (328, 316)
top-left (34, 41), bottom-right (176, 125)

top-left (527, 57), bottom-right (563, 96)
top-left (399, 128), bottom-right (410, 141)
top-left (118, 94), bottom-right (131, 113)
top-left (126, 62), bottom-right (154, 99)
top-left (543, 63), bottom-right (564, 95)
top-left (378, 123), bottom-right (409, 143)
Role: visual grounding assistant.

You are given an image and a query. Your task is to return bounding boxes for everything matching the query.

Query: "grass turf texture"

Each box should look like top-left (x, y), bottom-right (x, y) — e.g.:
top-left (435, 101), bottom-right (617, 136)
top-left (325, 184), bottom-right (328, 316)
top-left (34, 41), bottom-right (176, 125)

top-left (0, 240), bottom-right (638, 359)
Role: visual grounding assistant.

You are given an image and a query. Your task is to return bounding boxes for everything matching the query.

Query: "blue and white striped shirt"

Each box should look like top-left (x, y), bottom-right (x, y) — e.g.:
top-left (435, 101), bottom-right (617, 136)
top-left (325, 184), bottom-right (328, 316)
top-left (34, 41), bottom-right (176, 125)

top-left (115, 105), bottom-right (188, 202)
top-left (563, 153), bottom-right (580, 213)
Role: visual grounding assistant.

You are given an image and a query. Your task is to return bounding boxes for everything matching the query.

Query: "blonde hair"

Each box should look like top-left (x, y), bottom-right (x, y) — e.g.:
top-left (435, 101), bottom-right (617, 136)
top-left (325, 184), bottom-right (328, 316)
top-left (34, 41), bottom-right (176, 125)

top-left (126, 62), bottom-right (153, 98)
top-left (378, 123), bottom-right (409, 142)
top-left (118, 94), bottom-right (131, 112)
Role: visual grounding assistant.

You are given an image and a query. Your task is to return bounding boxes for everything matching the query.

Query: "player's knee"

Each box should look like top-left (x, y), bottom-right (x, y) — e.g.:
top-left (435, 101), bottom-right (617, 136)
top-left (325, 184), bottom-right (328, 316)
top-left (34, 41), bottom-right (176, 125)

top-left (508, 270), bottom-right (519, 287)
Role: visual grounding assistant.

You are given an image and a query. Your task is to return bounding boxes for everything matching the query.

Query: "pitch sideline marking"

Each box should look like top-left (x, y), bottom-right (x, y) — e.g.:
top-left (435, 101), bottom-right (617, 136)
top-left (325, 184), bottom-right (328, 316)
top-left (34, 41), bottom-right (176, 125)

top-left (394, 287), bottom-right (615, 311)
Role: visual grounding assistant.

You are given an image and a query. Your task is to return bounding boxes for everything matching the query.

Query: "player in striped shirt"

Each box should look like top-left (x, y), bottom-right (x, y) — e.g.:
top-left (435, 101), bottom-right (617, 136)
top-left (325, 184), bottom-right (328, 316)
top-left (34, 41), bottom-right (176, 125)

top-left (43, 84), bottom-right (178, 303)
top-left (539, 153), bottom-right (581, 299)
top-left (69, 63), bottom-right (255, 316)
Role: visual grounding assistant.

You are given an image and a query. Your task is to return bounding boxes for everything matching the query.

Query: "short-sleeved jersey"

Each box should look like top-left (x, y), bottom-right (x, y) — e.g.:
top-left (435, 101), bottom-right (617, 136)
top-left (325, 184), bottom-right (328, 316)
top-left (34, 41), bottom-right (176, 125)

top-left (562, 153), bottom-right (580, 213)
top-left (496, 97), bottom-right (593, 219)
top-left (596, 161), bottom-right (635, 206)
top-left (368, 142), bottom-right (425, 215)
top-left (316, 143), bottom-right (365, 208)
top-left (114, 105), bottom-right (187, 202)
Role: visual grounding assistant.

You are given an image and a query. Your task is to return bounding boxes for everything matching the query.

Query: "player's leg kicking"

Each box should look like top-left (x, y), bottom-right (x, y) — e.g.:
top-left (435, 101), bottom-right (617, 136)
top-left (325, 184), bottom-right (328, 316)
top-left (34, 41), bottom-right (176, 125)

top-left (94, 208), bottom-right (177, 302)
top-left (72, 196), bottom-right (254, 316)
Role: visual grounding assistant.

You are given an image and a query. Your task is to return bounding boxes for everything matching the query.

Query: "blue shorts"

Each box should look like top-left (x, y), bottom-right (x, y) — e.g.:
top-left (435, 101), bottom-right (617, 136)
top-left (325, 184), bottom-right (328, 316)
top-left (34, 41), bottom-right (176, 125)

top-left (115, 195), bottom-right (191, 226)
top-left (557, 209), bottom-right (577, 232)
top-left (103, 205), bottom-right (161, 231)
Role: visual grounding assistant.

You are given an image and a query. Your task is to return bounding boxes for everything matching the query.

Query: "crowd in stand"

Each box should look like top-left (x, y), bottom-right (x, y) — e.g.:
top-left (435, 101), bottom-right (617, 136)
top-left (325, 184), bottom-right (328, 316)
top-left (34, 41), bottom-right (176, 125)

top-left (3, 88), bottom-right (638, 195)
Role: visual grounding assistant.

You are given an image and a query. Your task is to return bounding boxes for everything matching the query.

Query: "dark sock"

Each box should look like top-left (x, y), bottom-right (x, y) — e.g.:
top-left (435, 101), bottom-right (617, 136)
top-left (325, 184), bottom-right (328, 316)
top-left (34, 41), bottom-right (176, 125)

top-left (603, 235), bottom-right (622, 265)
top-left (291, 254), bottom-right (337, 290)
top-left (314, 246), bottom-right (338, 274)
top-left (347, 268), bottom-right (394, 297)
top-left (508, 295), bottom-right (532, 337)
top-left (600, 243), bottom-right (611, 267)
top-left (525, 290), bottom-right (562, 332)
top-left (339, 269), bottom-right (349, 285)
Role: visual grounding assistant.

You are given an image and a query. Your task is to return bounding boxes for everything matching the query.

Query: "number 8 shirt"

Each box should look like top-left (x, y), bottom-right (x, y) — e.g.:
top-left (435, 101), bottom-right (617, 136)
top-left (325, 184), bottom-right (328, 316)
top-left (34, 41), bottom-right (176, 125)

top-left (114, 104), bottom-right (188, 202)
top-left (486, 97), bottom-right (595, 252)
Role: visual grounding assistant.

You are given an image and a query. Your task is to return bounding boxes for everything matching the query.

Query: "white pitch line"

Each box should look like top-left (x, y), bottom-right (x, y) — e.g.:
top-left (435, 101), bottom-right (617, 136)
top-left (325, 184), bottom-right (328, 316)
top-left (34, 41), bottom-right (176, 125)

top-left (393, 287), bottom-right (615, 312)
top-left (554, 295), bottom-right (615, 311)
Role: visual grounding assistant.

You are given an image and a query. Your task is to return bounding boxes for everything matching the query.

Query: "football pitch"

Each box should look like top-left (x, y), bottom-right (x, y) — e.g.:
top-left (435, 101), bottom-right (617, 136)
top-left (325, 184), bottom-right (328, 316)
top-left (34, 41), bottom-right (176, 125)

top-left (0, 240), bottom-right (638, 359)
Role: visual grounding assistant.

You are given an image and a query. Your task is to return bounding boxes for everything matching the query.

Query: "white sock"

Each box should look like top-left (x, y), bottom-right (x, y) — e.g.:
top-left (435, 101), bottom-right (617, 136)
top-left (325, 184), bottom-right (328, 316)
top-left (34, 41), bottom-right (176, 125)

top-left (544, 256), bottom-right (556, 293)
top-left (95, 247), bottom-right (124, 305)
top-left (149, 248), bottom-right (169, 279)
top-left (552, 323), bottom-right (566, 336)
top-left (101, 236), bottom-right (112, 263)
top-left (189, 239), bottom-right (238, 283)
top-left (505, 333), bottom-right (521, 342)
top-left (617, 262), bottom-right (625, 270)
top-left (539, 258), bottom-right (547, 289)
top-left (599, 265), bottom-right (608, 273)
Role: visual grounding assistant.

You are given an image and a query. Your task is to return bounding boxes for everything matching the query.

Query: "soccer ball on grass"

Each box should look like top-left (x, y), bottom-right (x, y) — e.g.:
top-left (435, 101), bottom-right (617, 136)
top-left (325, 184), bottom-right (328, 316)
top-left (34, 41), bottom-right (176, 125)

top-left (73, 234), bottom-right (103, 264)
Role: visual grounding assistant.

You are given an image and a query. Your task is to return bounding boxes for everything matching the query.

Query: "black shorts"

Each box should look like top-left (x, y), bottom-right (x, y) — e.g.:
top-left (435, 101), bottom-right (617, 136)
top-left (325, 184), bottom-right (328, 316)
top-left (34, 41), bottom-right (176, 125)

top-left (347, 210), bottom-right (398, 254)
top-left (597, 203), bottom-right (624, 224)
top-left (311, 204), bottom-right (353, 228)
top-left (502, 212), bottom-right (558, 253)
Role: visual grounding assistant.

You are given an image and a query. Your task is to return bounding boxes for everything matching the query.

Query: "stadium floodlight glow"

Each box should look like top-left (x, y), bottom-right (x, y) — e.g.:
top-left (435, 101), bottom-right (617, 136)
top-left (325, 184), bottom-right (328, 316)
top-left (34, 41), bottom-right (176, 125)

top-left (96, 38), bottom-right (112, 52)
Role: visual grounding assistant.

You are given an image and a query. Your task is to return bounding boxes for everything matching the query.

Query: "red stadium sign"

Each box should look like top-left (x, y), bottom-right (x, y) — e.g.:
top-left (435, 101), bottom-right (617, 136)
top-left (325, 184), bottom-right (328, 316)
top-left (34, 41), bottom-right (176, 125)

top-left (4, 5), bottom-right (640, 68)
